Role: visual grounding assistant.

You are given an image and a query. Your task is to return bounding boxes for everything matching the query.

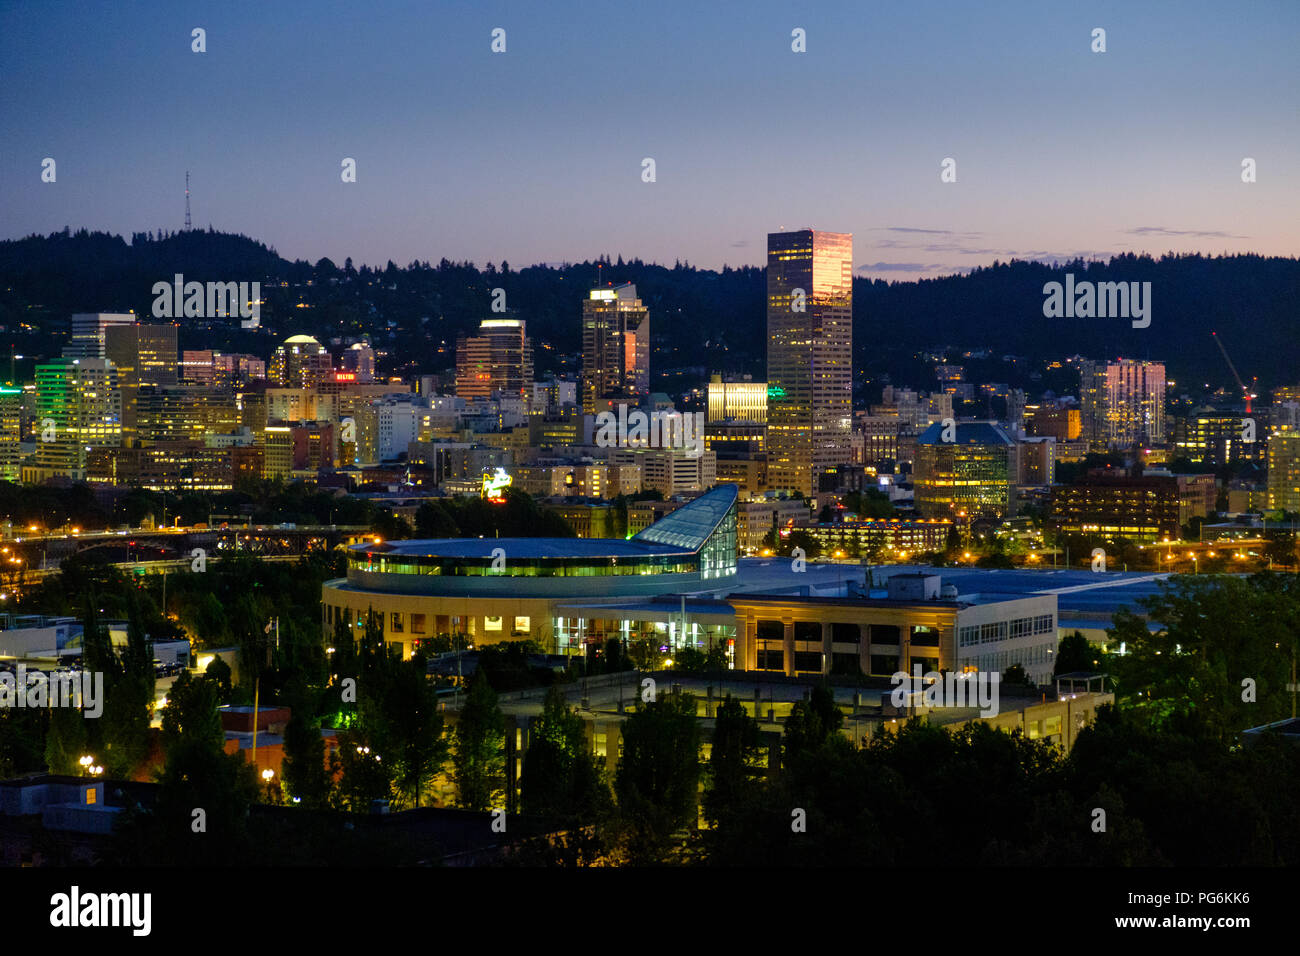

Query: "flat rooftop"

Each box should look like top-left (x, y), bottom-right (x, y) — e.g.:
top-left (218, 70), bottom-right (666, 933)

top-left (873, 566), bottom-right (1173, 620)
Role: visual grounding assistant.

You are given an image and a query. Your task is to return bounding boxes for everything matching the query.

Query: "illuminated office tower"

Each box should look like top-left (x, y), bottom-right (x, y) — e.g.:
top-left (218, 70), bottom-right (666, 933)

top-left (270, 335), bottom-right (332, 387)
top-left (105, 322), bottom-right (178, 446)
top-left (65, 313), bottom-right (136, 359)
top-left (342, 341), bottom-right (377, 382)
top-left (33, 358), bottom-right (122, 478)
top-left (0, 387), bottom-right (21, 481)
top-left (581, 283), bottom-right (649, 414)
top-left (1080, 358), bottom-right (1166, 450)
top-left (707, 374), bottom-right (768, 423)
top-left (456, 318), bottom-right (534, 402)
top-left (914, 421), bottom-right (1018, 520)
top-left (181, 349), bottom-right (217, 385)
top-left (135, 386), bottom-right (239, 443)
top-left (766, 229), bottom-right (853, 497)
top-left (1267, 432), bottom-right (1300, 513)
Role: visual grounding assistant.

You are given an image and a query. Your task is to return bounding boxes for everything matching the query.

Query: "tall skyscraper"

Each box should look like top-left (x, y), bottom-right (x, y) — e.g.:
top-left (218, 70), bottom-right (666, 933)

top-left (1080, 358), bottom-right (1166, 449)
top-left (342, 341), bottom-right (377, 382)
top-left (766, 229), bottom-right (853, 497)
top-left (0, 386), bottom-right (21, 482)
top-left (66, 313), bottom-right (136, 359)
top-left (581, 283), bottom-right (649, 414)
top-left (1267, 432), bottom-right (1300, 512)
top-left (456, 318), bottom-right (534, 402)
top-left (33, 358), bottom-right (122, 478)
top-left (105, 322), bottom-right (178, 447)
top-left (270, 335), bottom-right (332, 387)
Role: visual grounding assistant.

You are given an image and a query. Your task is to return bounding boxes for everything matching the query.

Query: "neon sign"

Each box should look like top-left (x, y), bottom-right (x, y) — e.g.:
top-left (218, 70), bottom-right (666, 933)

top-left (481, 467), bottom-right (512, 503)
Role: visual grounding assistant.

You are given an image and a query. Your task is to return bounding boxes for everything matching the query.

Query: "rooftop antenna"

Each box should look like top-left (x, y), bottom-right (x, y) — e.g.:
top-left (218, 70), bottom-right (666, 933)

top-left (184, 171), bottom-right (192, 230)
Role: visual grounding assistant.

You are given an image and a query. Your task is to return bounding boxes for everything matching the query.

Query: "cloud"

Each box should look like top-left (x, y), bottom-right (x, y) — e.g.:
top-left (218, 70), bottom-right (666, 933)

top-left (857, 261), bottom-right (956, 273)
top-left (729, 239), bottom-right (749, 248)
top-left (1126, 226), bottom-right (1248, 240)
top-left (876, 226), bottom-right (985, 237)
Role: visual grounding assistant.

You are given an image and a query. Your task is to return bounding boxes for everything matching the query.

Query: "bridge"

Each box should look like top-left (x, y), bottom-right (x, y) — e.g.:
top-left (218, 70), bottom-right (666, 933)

top-left (1, 525), bottom-right (376, 572)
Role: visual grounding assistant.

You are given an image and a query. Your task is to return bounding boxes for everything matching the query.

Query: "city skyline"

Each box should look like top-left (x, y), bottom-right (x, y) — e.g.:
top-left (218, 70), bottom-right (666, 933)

top-left (2, 1), bottom-right (1297, 282)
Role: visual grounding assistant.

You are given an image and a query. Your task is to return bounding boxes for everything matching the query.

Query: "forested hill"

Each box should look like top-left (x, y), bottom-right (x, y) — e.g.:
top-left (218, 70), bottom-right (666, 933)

top-left (0, 228), bottom-right (1295, 396)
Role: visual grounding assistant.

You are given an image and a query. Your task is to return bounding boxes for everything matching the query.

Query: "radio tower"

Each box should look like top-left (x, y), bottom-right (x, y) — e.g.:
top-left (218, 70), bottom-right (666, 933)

top-left (184, 171), bottom-right (192, 230)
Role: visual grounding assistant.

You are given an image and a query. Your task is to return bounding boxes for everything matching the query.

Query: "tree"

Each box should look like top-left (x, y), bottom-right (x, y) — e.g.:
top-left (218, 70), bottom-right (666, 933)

top-left (702, 695), bottom-right (761, 831)
top-left (1107, 573), bottom-right (1298, 740)
top-left (613, 692), bottom-right (699, 862)
top-left (1054, 631), bottom-right (1100, 677)
top-left (203, 656), bottom-right (234, 703)
top-left (844, 489), bottom-right (895, 518)
top-left (45, 705), bottom-right (87, 776)
top-left (414, 500), bottom-right (459, 538)
top-left (520, 686), bottom-right (606, 820)
top-left (1002, 663), bottom-right (1032, 687)
top-left (160, 670), bottom-right (223, 760)
top-left (81, 601), bottom-right (153, 778)
top-left (452, 671), bottom-right (505, 811)
top-left (783, 686), bottom-right (842, 761)
top-left (281, 712), bottom-right (331, 808)
top-left (379, 653), bottom-right (448, 808)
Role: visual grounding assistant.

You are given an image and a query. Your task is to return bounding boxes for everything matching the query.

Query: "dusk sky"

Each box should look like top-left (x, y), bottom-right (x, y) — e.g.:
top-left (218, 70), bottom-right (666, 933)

top-left (3, 0), bottom-right (1297, 281)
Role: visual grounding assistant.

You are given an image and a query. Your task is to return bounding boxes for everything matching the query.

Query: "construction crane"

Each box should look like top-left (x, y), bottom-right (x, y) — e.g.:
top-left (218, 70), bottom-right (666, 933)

top-left (1211, 331), bottom-right (1256, 413)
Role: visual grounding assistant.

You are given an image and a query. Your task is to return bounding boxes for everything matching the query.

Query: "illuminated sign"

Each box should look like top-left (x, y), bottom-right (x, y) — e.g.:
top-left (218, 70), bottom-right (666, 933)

top-left (481, 467), bottom-right (512, 503)
top-left (767, 385), bottom-right (786, 399)
top-left (334, 372), bottom-right (356, 382)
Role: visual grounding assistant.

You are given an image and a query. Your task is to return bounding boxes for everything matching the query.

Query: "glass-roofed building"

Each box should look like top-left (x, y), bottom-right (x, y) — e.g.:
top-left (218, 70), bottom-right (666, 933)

top-left (322, 485), bottom-right (747, 656)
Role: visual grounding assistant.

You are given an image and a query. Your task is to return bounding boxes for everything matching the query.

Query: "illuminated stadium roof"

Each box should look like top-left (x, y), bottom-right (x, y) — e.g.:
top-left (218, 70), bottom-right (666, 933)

top-left (341, 484), bottom-right (739, 597)
top-left (633, 485), bottom-right (738, 550)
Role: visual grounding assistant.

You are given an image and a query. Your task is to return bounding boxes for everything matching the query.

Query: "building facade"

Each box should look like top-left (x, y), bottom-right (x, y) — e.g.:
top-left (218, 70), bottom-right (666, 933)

top-left (913, 421), bottom-right (1018, 520)
top-left (581, 284), bottom-right (649, 415)
top-left (766, 230), bottom-right (853, 497)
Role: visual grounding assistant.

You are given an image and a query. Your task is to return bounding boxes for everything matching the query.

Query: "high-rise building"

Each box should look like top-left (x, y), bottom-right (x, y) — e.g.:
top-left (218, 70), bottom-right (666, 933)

top-left (1267, 432), bottom-right (1300, 513)
top-left (65, 313), bottom-right (136, 359)
top-left (1025, 404), bottom-right (1082, 441)
top-left (609, 446), bottom-right (716, 498)
top-left (1080, 358), bottom-right (1166, 450)
top-left (1171, 407), bottom-right (1264, 466)
top-left (270, 335), bottom-right (332, 387)
top-left (33, 358), bottom-right (122, 478)
top-left (105, 323), bottom-right (178, 446)
top-left (581, 283), bottom-right (649, 414)
top-left (456, 318), bottom-right (534, 403)
top-left (0, 387), bottom-right (22, 481)
top-left (135, 386), bottom-right (239, 443)
top-left (181, 350), bottom-right (217, 386)
top-left (342, 342), bottom-right (377, 382)
top-left (913, 421), bottom-right (1018, 520)
top-left (706, 374), bottom-right (768, 423)
top-left (766, 229), bottom-right (853, 497)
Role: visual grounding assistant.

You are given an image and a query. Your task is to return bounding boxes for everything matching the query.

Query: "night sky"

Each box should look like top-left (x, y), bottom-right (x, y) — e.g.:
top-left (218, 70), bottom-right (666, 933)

top-left (2, 0), bottom-right (1296, 280)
